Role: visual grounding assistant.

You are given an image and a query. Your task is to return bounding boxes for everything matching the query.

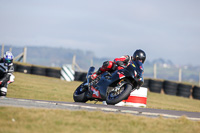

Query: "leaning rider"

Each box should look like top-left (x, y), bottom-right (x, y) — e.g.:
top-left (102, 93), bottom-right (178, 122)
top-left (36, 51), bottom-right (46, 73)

top-left (86, 49), bottom-right (146, 98)
top-left (0, 51), bottom-right (14, 96)
top-left (90, 49), bottom-right (146, 80)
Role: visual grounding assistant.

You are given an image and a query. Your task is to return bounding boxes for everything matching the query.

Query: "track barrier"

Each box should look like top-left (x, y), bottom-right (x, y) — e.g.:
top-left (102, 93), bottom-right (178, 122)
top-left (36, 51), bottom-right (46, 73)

top-left (46, 68), bottom-right (61, 78)
top-left (177, 83), bottom-right (192, 98)
top-left (163, 80), bottom-right (178, 96)
top-left (103, 87), bottom-right (148, 107)
top-left (16, 64), bottom-right (32, 74)
top-left (141, 79), bottom-right (149, 88)
top-left (74, 71), bottom-right (87, 81)
top-left (31, 66), bottom-right (46, 76)
top-left (149, 79), bottom-right (163, 93)
top-left (192, 86), bottom-right (200, 100)
top-left (60, 64), bottom-right (75, 81)
top-left (115, 87), bottom-right (148, 107)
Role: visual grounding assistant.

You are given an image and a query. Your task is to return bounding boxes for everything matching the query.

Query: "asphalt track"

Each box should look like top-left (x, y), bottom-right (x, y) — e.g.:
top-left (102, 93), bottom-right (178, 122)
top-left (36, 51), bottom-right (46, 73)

top-left (0, 97), bottom-right (200, 121)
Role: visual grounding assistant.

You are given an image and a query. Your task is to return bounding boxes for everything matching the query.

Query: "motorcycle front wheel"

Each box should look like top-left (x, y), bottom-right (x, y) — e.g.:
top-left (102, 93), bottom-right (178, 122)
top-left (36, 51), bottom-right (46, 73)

top-left (73, 82), bottom-right (88, 103)
top-left (106, 83), bottom-right (132, 105)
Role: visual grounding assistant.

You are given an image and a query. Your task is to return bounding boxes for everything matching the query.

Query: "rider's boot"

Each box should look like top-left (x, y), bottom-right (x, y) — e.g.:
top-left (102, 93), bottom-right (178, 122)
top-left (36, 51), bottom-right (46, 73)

top-left (0, 74), bottom-right (10, 97)
top-left (0, 87), bottom-right (7, 96)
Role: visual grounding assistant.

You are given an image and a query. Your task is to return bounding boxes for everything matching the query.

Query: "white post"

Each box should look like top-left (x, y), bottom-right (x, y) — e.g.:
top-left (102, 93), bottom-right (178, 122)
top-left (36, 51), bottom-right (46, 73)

top-left (91, 59), bottom-right (93, 66)
top-left (179, 68), bottom-right (182, 82)
top-left (9, 47), bottom-right (12, 52)
top-left (72, 55), bottom-right (76, 71)
top-left (154, 63), bottom-right (157, 79)
top-left (23, 47), bottom-right (27, 63)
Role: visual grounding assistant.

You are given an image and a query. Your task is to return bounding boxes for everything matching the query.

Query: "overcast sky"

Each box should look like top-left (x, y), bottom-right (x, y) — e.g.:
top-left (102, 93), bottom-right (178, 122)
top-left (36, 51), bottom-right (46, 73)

top-left (0, 0), bottom-right (200, 66)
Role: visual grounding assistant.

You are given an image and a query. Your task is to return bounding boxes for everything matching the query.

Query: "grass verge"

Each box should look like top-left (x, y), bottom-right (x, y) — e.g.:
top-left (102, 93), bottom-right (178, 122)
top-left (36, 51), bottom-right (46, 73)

top-left (1, 72), bottom-right (200, 133)
top-left (0, 106), bottom-right (200, 133)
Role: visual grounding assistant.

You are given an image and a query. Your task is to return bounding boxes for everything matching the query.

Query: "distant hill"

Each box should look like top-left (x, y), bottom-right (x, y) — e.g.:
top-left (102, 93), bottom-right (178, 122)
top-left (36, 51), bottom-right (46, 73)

top-left (2, 45), bottom-right (200, 83)
top-left (3, 45), bottom-right (112, 70)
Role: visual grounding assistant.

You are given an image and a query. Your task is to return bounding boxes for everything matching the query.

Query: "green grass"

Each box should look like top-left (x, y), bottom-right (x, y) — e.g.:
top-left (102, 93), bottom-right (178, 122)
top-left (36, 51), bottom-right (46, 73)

top-left (7, 72), bottom-right (200, 112)
top-left (8, 72), bottom-right (78, 102)
top-left (0, 107), bottom-right (200, 133)
top-left (1, 72), bottom-right (200, 133)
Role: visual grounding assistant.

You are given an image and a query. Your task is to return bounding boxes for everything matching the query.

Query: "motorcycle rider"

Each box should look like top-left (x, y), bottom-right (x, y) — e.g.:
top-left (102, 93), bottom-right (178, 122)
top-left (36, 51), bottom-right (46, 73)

top-left (0, 51), bottom-right (14, 96)
top-left (90, 49), bottom-right (146, 80)
top-left (83, 49), bottom-right (146, 98)
top-left (86, 49), bottom-right (146, 98)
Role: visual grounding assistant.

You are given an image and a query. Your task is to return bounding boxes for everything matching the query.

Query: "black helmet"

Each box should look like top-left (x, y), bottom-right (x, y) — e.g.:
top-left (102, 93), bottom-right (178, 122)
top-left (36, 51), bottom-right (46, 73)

top-left (133, 49), bottom-right (146, 63)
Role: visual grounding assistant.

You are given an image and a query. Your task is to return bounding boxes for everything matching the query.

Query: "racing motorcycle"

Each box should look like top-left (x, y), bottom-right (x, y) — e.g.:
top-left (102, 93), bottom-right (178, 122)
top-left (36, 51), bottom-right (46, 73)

top-left (0, 64), bottom-right (15, 96)
top-left (73, 60), bottom-right (144, 105)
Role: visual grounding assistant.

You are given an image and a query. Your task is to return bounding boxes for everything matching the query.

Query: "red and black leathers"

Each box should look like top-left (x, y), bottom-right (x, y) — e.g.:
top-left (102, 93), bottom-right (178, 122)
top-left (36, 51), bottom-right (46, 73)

top-left (91, 55), bottom-right (131, 79)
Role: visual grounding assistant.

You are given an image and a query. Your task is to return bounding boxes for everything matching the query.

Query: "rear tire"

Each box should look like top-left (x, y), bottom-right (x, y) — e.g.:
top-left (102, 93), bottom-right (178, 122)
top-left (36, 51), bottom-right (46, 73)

top-left (106, 83), bottom-right (132, 105)
top-left (73, 82), bottom-right (88, 103)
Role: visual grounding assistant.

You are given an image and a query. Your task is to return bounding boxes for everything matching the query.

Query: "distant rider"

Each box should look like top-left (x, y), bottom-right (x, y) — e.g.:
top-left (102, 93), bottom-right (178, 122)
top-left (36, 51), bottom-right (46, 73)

top-left (0, 51), bottom-right (14, 96)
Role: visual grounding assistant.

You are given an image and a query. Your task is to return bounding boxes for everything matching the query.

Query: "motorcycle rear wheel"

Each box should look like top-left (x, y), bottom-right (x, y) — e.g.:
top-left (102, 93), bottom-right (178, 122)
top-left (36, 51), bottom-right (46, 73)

top-left (106, 83), bottom-right (132, 105)
top-left (73, 82), bottom-right (88, 103)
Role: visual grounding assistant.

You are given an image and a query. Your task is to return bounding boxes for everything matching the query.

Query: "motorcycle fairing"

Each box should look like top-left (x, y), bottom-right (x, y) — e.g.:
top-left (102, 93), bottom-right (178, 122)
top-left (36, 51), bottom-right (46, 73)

top-left (91, 86), bottom-right (101, 99)
top-left (117, 72), bottom-right (125, 79)
top-left (94, 70), bottom-right (131, 100)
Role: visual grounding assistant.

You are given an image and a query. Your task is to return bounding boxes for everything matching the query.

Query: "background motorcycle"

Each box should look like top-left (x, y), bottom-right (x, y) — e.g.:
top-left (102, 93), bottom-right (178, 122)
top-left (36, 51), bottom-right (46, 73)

top-left (0, 64), bottom-right (15, 96)
top-left (73, 60), bottom-right (144, 105)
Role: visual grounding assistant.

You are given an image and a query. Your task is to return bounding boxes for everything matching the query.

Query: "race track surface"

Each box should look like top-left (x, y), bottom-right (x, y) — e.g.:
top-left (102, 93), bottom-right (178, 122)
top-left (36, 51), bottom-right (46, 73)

top-left (0, 97), bottom-right (200, 121)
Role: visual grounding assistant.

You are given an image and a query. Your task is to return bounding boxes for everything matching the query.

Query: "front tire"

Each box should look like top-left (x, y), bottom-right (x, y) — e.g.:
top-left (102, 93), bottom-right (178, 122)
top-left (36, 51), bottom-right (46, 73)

top-left (73, 82), bottom-right (88, 103)
top-left (106, 83), bottom-right (132, 105)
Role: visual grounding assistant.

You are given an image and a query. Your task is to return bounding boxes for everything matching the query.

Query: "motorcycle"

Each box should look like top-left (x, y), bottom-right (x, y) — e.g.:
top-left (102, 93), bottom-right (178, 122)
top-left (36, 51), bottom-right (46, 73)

top-left (73, 60), bottom-right (144, 105)
top-left (0, 64), bottom-right (15, 96)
